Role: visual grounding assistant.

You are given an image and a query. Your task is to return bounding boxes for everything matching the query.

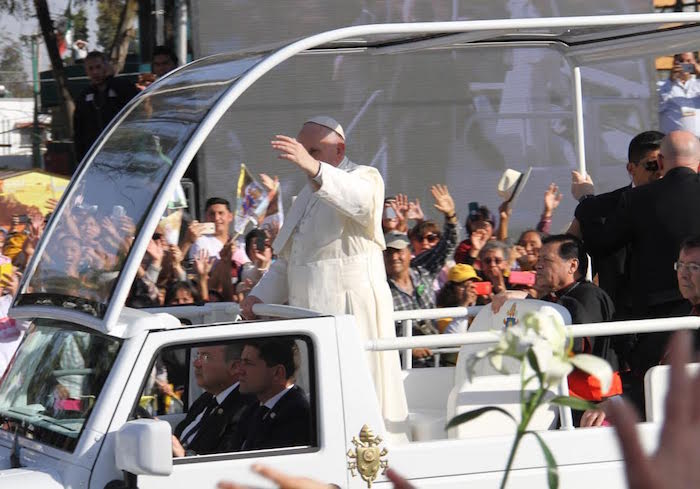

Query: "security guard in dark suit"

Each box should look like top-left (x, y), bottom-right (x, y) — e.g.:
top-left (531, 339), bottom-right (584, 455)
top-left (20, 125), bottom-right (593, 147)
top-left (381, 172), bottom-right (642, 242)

top-left (234, 338), bottom-right (313, 451)
top-left (576, 130), bottom-right (700, 413)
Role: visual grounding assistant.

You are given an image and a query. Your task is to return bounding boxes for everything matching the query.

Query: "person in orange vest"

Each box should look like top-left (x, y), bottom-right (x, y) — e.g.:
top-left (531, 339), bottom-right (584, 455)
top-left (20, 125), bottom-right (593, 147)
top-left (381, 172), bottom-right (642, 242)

top-left (533, 234), bottom-right (623, 421)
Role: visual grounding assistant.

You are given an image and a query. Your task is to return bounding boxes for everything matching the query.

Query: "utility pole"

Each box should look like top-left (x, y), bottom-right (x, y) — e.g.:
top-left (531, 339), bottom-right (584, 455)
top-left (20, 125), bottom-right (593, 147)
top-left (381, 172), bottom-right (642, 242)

top-left (175, 0), bottom-right (188, 65)
top-left (154, 0), bottom-right (164, 46)
top-left (31, 35), bottom-right (42, 169)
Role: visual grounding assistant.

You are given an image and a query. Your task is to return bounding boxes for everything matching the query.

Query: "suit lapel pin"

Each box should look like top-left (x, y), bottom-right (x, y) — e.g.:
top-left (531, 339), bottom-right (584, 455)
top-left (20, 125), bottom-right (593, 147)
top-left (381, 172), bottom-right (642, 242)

top-left (269, 412), bottom-right (276, 419)
top-left (216, 408), bottom-right (224, 415)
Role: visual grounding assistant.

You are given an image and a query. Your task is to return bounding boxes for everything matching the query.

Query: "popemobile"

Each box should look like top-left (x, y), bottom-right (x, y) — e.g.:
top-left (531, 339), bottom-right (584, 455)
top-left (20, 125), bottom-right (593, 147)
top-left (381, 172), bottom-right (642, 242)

top-left (1, 13), bottom-right (700, 489)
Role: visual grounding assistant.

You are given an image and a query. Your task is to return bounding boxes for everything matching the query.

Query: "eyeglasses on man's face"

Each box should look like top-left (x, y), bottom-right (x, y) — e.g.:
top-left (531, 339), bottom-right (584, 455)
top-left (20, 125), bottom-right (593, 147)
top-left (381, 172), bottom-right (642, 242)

top-left (675, 261), bottom-right (700, 274)
top-left (483, 256), bottom-right (504, 265)
top-left (194, 351), bottom-right (214, 363)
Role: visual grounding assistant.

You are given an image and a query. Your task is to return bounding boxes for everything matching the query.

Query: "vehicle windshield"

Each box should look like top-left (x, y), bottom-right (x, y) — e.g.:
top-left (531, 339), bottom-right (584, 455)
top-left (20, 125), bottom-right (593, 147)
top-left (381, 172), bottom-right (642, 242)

top-left (15, 54), bottom-right (263, 318)
top-left (0, 320), bottom-right (121, 452)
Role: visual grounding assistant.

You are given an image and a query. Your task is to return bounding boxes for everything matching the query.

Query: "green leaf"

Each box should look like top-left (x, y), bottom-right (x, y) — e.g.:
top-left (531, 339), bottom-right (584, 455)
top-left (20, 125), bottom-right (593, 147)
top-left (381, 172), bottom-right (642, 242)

top-left (549, 395), bottom-right (597, 412)
top-left (445, 406), bottom-right (516, 430)
top-left (526, 348), bottom-right (541, 374)
top-left (526, 431), bottom-right (559, 489)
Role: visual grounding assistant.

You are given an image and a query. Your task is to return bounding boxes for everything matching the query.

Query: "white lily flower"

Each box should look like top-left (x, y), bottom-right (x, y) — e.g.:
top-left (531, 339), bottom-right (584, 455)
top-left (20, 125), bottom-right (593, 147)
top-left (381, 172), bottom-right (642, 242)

top-left (542, 355), bottom-right (574, 386)
top-left (570, 353), bottom-right (614, 394)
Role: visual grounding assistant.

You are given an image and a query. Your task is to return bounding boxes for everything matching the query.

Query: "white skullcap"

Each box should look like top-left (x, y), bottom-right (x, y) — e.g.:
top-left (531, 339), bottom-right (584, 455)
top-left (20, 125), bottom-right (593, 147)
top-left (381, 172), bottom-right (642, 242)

top-left (304, 115), bottom-right (345, 140)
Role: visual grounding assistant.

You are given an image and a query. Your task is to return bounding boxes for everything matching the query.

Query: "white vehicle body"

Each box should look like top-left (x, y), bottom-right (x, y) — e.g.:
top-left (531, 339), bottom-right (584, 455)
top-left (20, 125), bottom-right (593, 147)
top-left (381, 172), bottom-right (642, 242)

top-left (1, 13), bottom-right (700, 489)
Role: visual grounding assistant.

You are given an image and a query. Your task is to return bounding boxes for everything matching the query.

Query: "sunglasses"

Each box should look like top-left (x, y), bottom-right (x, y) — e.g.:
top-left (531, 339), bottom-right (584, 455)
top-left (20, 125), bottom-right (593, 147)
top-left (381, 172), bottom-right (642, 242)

top-left (420, 233), bottom-right (440, 244)
top-left (483, 257), bottom-right (504, 265)
top-left (641, 159), bottom-right (659, 172)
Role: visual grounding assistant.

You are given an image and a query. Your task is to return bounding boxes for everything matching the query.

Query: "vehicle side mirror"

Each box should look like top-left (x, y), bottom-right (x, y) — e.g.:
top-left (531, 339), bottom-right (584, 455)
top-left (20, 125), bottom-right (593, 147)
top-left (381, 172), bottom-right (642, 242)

top-left (115, 419), bottom-right (173, 476)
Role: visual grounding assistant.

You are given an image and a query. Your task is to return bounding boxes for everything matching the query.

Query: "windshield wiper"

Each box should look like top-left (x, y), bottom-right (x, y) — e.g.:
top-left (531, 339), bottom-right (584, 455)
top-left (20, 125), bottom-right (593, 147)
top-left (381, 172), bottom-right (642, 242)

top-left (34, 414), bottom-right (79, 433)
top-left (1, 408), bottom-right (79, 433)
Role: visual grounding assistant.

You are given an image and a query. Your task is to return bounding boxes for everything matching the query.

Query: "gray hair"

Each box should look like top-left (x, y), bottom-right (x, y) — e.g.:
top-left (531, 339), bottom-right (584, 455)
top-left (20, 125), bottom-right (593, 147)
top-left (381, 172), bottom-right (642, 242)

top-left (479, 240), bottom-right (510, 261)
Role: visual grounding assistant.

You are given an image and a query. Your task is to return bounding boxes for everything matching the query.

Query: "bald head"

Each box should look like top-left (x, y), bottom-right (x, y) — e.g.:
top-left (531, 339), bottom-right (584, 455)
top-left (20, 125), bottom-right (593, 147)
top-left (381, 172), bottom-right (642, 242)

top-left (297, 122), bottom-right (346, 167)
top-left (658, 131), bottom-right (700, 174)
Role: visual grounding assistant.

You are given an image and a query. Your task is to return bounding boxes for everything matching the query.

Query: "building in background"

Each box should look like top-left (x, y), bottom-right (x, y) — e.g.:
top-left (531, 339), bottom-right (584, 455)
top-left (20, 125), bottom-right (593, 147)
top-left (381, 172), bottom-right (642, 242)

top-left (0, 96), bottom-right (50, 170)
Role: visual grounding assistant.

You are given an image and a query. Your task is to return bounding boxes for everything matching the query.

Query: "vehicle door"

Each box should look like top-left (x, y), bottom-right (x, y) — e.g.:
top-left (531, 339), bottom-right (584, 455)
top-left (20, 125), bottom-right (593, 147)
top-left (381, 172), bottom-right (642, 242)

top-left (99, 317), bottom-right (347, 489)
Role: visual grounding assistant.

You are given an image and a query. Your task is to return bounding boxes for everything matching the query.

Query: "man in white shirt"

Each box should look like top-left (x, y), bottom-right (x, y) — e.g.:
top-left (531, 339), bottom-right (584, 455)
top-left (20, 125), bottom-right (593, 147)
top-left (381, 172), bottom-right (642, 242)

top-left (659, 52), bottom-right (700, 137)
top-left (240, 116), bottom-right (409, 439)
top-left (183, 197), bottom-right (234, 261)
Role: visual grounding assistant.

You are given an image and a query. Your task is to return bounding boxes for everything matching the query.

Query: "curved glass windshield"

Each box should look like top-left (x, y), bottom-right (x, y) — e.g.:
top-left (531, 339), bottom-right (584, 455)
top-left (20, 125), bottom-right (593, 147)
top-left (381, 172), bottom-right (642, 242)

top-left (16, 55), bottom-right (262, 318)
top-left (0, 320), bottom-right (121, 452)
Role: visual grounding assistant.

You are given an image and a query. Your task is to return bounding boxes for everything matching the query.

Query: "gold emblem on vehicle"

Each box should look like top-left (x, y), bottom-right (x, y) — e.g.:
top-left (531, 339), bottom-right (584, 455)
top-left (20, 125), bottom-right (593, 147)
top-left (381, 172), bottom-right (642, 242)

top-left (504, 303), bottom-right (519, 329)
top-left (347, 424), bottom-right (389, 488)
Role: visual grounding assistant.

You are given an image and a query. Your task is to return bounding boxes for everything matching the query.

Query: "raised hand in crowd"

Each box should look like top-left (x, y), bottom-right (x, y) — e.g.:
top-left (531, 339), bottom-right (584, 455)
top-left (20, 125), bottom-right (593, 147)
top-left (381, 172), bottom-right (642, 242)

top-left (407, 197), bottom-right (424, 222)
top-left (391, 194), bottom-right (409, 233)
top-left (117, 215), bottom-right (137, 254)
top-left (146, 238), bottom-right (164, 269)
top-left (571, 170), bottom-right (595, 201)
top-left (430, 184), bottom-right (456, 219)
top-left (181, 219), bottom-right (203, 258)
top-left (193, 248), bottom-right (211, 302)
top-left (543, 182), bottom-right (562, 217)
top-left (210, 239), bottom-right (236, 301)
top-left (496, 201), bottom-right (511, 241)
top-left (161, 244), bottom-right (186, 283)
top-left (260, 173), bottom-right (280, 200)
top-left (608, 330), bottom-right (700, 489)
top-left (469, 228), bottom-right (489, 260)
top-left (101, 216), bottom-right (122, 251)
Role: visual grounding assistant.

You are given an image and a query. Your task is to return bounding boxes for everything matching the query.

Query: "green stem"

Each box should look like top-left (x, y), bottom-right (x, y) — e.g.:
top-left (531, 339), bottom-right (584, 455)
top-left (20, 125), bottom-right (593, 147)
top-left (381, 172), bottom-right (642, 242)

top-left (499, 388), bottom-right (547, 489)
top-left (500, 429), bottom-right (524, 489)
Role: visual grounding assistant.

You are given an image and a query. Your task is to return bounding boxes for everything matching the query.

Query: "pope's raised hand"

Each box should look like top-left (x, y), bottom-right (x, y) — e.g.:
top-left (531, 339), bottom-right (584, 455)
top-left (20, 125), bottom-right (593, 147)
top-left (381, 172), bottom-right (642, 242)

top-left (271, 135), bottom-right (320, 178)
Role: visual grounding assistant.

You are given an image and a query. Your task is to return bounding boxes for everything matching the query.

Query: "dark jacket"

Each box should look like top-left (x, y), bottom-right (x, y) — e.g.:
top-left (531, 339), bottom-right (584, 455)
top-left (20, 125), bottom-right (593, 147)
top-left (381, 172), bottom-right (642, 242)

top-left (174, 385), bottom-right (254, 455)
top-left (554, 280), bottom-right (618, 368)
top-left (576, 167), bottom-right (700, 316)
top-left (73, 75), bottom-right (139, 161)
top-left (234, 385), bottom-right (313, 451)
top-left (575, 185), bottom-right (632, 316)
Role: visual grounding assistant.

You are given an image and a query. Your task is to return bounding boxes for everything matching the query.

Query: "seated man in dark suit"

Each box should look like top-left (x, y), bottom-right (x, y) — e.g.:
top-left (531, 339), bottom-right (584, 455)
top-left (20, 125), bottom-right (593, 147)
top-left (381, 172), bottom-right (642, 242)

top-left (172, 343), bottom-right (253, 457)
top-left (235, 337), bottom-right (313, 451)
top-left (534, 235), bottom-right (621, 405)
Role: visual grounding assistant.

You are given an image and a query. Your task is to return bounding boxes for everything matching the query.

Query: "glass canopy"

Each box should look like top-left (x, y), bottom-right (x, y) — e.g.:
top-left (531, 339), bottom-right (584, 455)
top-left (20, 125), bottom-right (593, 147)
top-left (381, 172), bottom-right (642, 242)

top-left (15, 55), bottom-right (262, 318)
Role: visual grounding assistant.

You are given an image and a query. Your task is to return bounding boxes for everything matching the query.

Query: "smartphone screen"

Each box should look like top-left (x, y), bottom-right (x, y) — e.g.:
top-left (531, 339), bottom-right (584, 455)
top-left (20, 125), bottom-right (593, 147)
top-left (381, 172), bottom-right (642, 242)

top-left (472, 281), bottom-right (492, 296)
top-left (509, 271), bottom-right (536, 286)
top-left (200, 222), bottom-right (216, 235)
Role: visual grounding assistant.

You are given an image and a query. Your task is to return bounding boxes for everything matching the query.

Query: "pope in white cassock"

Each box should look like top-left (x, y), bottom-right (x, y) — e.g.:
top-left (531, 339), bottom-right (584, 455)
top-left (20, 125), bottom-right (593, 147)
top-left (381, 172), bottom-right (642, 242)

top-left (241, 116), bottom-right (409, 438)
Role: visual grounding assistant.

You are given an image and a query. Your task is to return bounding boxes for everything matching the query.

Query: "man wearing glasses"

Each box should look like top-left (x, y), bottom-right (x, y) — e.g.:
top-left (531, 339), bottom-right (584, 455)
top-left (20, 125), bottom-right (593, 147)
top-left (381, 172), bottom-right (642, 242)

top-left (171, 344), bottom-right (253, 457)
top-left (569, 130), bottom-right (664, 319)
top-left (677, 236), bottom-right (700, 322)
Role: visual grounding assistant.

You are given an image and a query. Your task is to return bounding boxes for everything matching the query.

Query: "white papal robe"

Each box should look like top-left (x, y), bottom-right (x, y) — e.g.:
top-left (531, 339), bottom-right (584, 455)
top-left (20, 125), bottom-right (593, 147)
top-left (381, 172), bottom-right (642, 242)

top-left (250, 157), bottom-right (409, 438)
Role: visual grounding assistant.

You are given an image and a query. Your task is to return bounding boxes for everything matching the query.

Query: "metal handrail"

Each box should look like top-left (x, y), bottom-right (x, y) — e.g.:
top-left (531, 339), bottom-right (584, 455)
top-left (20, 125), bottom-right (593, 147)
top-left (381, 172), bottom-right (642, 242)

top-left (369, 316), bottom-right (700, 351)
top-left (395, 306), bottom-right (483, 368)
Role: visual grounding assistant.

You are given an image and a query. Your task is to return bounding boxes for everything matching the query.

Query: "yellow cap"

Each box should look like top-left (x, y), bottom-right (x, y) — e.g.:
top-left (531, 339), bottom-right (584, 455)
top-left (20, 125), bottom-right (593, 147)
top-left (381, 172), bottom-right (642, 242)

top-left (448, 264), bottom-right (478, 283)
